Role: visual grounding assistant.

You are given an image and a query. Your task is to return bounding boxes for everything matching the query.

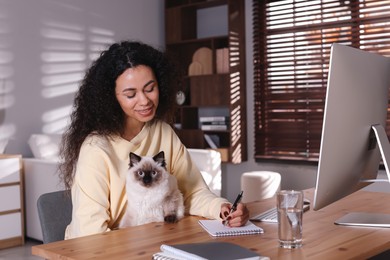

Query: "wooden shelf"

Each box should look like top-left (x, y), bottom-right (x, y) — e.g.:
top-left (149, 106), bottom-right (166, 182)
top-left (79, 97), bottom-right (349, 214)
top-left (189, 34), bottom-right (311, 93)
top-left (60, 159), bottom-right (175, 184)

top-left (166, 0), bottom-right (228, 9)
top-left (166, 0), bottom-right (247, 163)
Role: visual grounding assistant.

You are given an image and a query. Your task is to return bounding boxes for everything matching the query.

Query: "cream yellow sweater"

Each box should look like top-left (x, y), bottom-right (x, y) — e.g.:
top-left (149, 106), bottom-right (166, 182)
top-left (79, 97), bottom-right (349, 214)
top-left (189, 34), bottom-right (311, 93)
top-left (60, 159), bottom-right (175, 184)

top-left (65, 120), bottom-right (228, 239)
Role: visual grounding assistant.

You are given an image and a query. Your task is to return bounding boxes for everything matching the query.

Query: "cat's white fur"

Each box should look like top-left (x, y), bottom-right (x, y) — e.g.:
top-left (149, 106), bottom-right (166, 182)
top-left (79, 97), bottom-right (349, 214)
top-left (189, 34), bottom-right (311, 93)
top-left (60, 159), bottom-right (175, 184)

top-left (119, 151), bottom-right (185, 227)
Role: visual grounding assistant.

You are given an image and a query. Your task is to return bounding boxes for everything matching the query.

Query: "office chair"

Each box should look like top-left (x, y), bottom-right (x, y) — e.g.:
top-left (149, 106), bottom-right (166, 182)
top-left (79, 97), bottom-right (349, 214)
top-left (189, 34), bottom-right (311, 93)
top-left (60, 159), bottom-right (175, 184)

top-left (37, 190), bottom-right (72, 244)
top-left (188, 148), bottom-right (222, 196)
top-left (241, 171), bottom-right (281, 203)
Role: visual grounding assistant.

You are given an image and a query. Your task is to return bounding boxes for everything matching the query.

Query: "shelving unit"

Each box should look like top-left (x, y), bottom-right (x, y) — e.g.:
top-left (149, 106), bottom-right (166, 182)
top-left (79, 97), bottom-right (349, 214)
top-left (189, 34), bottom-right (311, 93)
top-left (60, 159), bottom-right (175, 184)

top-left (165, 0), bottom-right (247, 163)
top-left (0, 154), bottom-right (24, 249)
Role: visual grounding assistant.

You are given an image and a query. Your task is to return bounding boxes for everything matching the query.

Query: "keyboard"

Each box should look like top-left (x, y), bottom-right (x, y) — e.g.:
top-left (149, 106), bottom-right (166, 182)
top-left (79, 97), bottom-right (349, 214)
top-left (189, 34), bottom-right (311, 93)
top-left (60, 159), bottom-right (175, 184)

top-left (251, 207), bottom-right (278, 223)
top-left (250, 200), bottom-right (310, 223)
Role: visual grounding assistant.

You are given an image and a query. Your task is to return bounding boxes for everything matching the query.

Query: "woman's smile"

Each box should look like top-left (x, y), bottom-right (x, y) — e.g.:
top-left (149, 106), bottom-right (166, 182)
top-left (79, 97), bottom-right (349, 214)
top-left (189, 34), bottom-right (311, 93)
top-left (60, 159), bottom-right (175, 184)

top-left (136, 106), bottom-right (153, 116)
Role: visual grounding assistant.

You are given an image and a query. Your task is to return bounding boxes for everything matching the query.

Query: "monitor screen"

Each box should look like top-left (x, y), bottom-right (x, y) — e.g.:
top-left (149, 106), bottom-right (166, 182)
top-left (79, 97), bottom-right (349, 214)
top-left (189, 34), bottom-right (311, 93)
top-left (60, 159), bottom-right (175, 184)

top-left (313, 43), bottom-right (390, 226)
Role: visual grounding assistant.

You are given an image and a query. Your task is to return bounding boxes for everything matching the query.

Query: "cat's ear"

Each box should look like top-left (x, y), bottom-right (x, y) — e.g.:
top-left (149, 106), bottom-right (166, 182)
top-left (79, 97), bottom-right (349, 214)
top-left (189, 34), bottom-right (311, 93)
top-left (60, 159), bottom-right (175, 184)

top-left (129, 152), bottom-right (141, 167)
top-left (153, 151), bottom-right (166, 168)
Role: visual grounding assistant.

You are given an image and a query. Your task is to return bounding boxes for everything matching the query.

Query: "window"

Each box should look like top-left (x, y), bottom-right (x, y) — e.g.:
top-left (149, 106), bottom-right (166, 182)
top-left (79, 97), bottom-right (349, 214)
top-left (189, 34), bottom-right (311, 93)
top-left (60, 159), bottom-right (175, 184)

top-left (253, 0), bottom-right (390, 161)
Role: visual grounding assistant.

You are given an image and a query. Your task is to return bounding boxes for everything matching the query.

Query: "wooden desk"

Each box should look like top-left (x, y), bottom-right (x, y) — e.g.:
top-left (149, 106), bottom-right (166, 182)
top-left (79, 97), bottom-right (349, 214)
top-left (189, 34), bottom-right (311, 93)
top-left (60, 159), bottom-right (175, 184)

top-left (32, 189), bottom-right (390, 259)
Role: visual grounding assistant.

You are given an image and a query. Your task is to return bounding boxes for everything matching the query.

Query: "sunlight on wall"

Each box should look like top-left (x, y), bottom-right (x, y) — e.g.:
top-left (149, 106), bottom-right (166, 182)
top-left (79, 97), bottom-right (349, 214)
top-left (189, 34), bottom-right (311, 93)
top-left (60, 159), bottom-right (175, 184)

top-left (0, 3), bottom-right (16, 147)
top-left (88, 27), bottom-right (115, 61)
top-left (40, 17), bottom-right (115, 134)
top-left (41, 105), bottom-right (72, 134)
top-left (0, 124), bottom-right (16, 151)
top-left (40, 20), bottom-right (86, 134)
top-left (0, 79), bottom-right (14, 110)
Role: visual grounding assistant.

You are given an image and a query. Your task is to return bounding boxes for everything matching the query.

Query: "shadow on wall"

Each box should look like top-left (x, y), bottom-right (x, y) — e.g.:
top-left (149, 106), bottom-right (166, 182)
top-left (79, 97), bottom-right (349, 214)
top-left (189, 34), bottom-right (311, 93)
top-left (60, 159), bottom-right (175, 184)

top-left (0, 0), bottom-right (117, 155)
top-left (0, 103), bottom-right (4, 125)
top-left (0, 108), bottom-right (7, 153)
top-left (0, 0), bottom-right (164, 156)
top-left (0, 77), bottom-right (16, 152)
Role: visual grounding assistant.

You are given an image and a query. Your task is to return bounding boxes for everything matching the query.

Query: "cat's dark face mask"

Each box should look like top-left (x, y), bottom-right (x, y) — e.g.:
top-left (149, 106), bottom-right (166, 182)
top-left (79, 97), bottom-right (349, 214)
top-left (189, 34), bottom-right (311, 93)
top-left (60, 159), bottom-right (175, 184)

top-left (136, 170), bottom-right (161, 187)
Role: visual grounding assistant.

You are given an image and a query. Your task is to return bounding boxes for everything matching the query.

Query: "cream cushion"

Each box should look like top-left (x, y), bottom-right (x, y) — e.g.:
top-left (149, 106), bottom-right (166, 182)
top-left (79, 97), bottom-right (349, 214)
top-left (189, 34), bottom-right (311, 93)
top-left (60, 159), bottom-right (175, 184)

top-left (0, 139), bottom-right (8, 153)
top-left (28, 134), bottom-right (62, 161)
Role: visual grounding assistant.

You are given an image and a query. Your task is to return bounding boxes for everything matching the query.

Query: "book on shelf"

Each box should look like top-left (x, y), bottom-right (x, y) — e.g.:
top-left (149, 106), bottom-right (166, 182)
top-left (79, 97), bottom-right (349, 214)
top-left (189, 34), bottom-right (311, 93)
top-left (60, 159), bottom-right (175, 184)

top-left (201, 121), bottom-right (228, 125)
top-left (204, 134), bottom-right (220, 149)
top-left (199, 116), bottom-right (229, 123)
top-left (200, 116), bottom-right (229, 131)
top-left (152, 241), bottom-right (269, 260)
top-left (201, 124), bottom-right (228, 131)
top-left (216, 47), bottom-right (229, 74)
top-left (198, 219), bottom-right (264, 237)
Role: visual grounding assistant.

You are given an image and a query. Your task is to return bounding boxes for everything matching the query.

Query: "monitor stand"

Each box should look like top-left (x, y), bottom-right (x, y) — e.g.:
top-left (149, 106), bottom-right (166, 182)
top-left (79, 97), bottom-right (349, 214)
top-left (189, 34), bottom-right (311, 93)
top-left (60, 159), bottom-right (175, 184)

top-left (335, 124), bottom-right (390, 228)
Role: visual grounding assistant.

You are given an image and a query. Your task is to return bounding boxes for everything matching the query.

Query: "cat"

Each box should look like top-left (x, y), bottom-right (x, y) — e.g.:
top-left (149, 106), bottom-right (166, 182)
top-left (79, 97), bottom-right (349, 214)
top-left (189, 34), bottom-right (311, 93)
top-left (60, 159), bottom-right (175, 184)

top-left (119, 151), bottom-right (185, 228)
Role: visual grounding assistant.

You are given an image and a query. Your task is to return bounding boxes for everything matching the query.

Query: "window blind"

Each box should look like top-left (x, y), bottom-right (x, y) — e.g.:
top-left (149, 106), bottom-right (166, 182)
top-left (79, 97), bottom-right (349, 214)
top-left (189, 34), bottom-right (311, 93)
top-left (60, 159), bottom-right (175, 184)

top-left (253, 0), bottom-right (390, 161)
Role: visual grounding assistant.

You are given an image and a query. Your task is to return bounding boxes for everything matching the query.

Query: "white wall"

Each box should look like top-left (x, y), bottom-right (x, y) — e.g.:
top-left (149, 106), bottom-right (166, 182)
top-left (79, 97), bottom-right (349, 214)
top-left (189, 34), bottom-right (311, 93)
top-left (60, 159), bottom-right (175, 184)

top-left (0, 0), bottom-right (164, 155)
top-left (0, 0), bottom-right (338, 202)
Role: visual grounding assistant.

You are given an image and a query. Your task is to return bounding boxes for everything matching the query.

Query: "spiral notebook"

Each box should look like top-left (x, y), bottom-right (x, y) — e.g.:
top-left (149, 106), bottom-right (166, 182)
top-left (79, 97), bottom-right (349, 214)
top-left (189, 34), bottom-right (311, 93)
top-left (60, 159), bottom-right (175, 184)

top-left (198, 220), bottom-right (264, 237)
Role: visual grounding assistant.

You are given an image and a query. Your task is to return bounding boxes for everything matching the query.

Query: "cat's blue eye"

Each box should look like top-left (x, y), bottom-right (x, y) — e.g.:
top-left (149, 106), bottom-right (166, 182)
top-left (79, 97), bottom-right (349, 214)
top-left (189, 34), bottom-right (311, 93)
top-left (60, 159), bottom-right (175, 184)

top-left (152, 171), bottom-right (157, 176)
top-left (137, 171), bottom-right (144, 177)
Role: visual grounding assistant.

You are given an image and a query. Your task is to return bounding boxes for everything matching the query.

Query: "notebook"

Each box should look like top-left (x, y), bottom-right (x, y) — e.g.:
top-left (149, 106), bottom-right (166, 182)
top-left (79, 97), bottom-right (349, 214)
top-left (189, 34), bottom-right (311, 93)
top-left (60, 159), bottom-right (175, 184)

top-left (198, 219), bottom-right (264, 237)
top-left (152, 241), bottom-right (270, 260)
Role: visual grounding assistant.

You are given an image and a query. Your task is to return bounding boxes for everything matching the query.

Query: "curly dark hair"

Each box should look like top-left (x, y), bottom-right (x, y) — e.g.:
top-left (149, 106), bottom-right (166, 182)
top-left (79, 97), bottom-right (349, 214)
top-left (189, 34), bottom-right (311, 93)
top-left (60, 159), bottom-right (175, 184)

top-left (59, 40), bottom-right (179, 190)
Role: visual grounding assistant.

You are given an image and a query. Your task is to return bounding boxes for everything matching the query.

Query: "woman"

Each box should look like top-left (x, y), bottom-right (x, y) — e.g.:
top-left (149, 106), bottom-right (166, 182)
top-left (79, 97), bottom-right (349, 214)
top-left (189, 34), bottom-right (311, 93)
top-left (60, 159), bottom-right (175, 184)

top-left (59, 40), bottom-right (249, 239)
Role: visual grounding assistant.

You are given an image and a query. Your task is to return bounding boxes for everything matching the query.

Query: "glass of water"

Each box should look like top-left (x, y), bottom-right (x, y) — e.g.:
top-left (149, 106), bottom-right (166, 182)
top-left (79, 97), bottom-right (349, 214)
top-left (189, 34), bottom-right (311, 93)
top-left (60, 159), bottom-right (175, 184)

top-left (277, 190), bottom-right (304, 248)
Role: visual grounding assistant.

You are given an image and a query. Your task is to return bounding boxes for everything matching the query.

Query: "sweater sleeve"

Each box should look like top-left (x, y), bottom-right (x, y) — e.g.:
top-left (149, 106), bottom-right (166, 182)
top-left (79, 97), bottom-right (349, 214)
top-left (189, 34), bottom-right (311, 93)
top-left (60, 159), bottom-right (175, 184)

top-left (168, 130), bottom-right (229, 220)
top-left (65, 139), bottom-right (112, 239)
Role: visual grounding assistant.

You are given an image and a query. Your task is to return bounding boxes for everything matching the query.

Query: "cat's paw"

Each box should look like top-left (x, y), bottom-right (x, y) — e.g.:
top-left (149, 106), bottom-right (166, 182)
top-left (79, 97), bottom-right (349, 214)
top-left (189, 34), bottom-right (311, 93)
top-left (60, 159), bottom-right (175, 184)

top-left (164, 214), bottom-right (178, 223)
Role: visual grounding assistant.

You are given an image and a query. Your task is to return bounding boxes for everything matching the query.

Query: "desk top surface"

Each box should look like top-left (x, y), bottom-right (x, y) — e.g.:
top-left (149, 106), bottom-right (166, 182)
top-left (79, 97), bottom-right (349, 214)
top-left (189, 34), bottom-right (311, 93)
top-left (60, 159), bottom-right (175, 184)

top-left (32, 189), bottom-right (390, 260)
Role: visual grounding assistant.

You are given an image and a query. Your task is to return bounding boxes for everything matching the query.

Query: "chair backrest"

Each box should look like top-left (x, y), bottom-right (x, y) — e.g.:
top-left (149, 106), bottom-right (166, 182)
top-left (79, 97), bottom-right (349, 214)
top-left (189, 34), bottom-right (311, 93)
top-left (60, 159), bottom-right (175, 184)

top-left (240, 171), bottom-right (281, 203)
top-left (188, 148), bottom-right (222, 196)
top-left (37, 190), bottom-right (72, 244)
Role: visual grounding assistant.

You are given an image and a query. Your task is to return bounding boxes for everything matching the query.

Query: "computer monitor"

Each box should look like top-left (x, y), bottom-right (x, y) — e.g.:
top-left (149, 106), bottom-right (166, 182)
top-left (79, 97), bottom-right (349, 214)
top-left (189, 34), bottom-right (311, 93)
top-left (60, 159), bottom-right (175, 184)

top-left (313, 43), bottom-right (390, 227)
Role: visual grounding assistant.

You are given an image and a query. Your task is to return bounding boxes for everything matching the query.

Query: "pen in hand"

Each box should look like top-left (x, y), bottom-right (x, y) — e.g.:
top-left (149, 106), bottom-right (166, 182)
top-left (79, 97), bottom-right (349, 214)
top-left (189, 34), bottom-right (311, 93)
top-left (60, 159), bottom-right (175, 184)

top-left (223, 190), bottom-right (243, 226)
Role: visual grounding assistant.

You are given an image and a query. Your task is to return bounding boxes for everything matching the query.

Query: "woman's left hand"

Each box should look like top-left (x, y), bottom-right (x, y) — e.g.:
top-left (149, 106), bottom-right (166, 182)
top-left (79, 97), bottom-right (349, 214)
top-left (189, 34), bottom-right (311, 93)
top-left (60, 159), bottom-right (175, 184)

top-left (220, 202), bottom-right (249, 227)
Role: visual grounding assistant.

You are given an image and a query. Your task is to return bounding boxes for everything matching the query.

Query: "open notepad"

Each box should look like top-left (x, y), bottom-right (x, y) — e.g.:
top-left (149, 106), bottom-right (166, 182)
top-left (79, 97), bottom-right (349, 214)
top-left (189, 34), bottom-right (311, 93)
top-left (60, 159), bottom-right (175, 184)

top-left (198, 219), bottom-right (264, 237)
top-left (152, 242), bottom-right (270, 260)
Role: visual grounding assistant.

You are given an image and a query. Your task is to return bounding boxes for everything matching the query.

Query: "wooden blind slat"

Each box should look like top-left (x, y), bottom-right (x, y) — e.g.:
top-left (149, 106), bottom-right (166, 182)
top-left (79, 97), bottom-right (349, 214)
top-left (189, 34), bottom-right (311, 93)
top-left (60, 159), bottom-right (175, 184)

top-left (254, 0), bottom-right (390, 161)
